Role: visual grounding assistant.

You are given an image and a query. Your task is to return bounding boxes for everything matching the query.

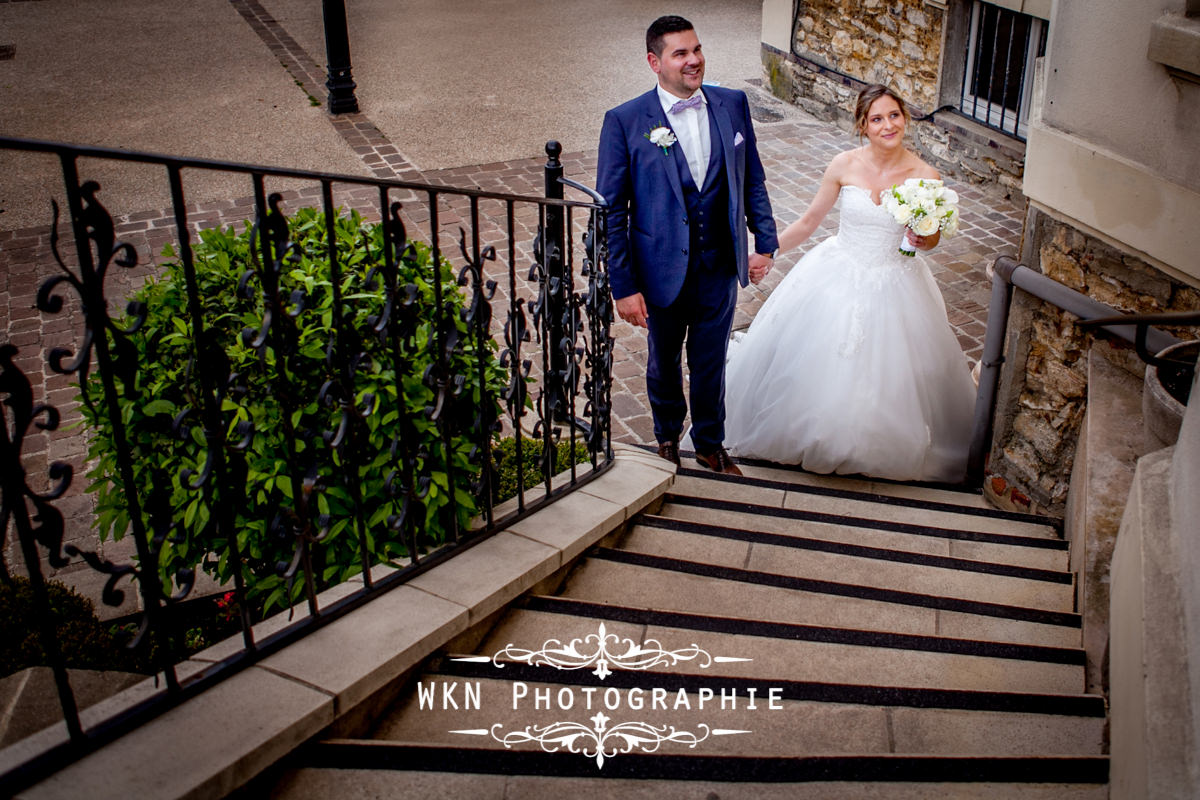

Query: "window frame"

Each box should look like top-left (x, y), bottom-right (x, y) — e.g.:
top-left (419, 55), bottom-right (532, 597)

top-left (939, 0), bottom-right (1048, 142)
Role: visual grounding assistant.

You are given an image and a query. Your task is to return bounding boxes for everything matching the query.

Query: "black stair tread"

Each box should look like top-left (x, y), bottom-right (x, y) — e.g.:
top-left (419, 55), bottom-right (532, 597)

top-left (672, 461), bottom-right (1059, 530)
top-left (659, 494), bottom-right (1066, 547)
top-left (428, 653), bottom-right (1105, 717)
top-left (468, 603), bottom-right (1082, 694)
top-left (515, 595), bottom-right (1085, 666)
top-left (657, 500), bottom-right (1068, 573)
top-left (298, 741), bottom-right (1110, 785)
top-left (561, 557), bottom-right (1080, 649)
top-left (634, 514), bottom-right (1072, 584)
top-left (617, 524), bottom-right (1075, 617)
top-left (583, 547), bottom-right (1083, 629)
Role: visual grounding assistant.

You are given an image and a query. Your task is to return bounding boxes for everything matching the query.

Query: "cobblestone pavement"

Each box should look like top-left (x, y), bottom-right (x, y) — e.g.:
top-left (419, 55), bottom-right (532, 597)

top-left (0, 0), bottom-right (1024, 607)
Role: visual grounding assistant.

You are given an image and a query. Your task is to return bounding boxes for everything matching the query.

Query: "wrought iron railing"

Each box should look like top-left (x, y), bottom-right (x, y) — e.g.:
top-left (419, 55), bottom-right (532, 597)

top-left (0, 136), bottom-right (612, 791)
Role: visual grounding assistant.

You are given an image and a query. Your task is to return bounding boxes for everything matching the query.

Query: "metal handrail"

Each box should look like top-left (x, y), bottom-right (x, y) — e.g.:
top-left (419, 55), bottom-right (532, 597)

top-left (968, 255), bottom-right (1187, 484)
top-left (1077, 310), bottom-right (1200, 368)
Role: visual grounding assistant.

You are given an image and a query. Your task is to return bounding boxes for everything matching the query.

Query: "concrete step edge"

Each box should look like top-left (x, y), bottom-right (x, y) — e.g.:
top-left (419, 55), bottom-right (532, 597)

top-left (585, 548), bottom-right (1083, 629)
top-left (661, 494), bottom-right (1066, 547)
top-left (674, 463), bottom-right (1061, 530)
top-left (297, 741), bottom-right (1110, 784)
top-left (634, 515), bottom-right (1072, 584)
top-left (427, 654), bottom-right (1106, 717)
top-left (518, 595), bottom-right (1085, 666)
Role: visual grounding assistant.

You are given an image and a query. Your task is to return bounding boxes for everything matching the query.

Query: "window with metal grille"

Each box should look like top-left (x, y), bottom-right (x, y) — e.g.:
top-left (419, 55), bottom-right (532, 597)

top-left (959, 1), bottom-right (1047, 141)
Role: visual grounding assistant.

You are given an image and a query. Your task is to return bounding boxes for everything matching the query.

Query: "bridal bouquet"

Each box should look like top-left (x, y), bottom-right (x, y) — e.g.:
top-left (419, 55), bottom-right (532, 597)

top-left (881, 178), bottom-right (960, 256)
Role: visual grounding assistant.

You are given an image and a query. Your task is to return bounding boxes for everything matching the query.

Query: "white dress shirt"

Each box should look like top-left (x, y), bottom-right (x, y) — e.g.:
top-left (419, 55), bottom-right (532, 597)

top-left (658, 85), bottom-right (711, 188)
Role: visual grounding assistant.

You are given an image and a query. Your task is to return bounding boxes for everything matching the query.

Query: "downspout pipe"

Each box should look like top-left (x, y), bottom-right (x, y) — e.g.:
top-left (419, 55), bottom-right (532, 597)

top-left (967, 255), bottom-right (1182, 485)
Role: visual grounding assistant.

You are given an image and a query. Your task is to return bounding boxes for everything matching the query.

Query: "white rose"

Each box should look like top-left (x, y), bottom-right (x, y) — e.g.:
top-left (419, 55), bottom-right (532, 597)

top-left (891, 204), bottom-right (914, 225)
top-left (912, 214), bottom-right (940, 236)
top-left (648, 127), bottom-right (676, 148)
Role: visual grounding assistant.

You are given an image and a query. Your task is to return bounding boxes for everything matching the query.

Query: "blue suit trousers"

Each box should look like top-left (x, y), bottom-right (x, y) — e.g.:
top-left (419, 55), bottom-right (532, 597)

top-left (645, 261), bottom-right (738, 455)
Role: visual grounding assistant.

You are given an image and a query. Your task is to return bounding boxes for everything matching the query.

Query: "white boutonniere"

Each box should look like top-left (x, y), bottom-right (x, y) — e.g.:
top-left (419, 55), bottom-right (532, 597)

top-left (645, 124), bottom-right (676, 154)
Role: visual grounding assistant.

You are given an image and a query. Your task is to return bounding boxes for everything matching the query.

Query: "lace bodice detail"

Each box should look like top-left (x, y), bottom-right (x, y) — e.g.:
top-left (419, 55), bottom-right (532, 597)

top-left (834, 185), bottom-right (909, 263)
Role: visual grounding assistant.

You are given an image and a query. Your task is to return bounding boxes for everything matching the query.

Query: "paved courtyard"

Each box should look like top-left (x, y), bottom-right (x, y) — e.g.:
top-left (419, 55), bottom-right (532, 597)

top-left (0, 0), bottom-right (1023, 604)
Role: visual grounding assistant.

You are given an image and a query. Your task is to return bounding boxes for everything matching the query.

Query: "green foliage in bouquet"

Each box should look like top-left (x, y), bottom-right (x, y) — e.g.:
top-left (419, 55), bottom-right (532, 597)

top-left (79, 207), bottom-right (505, 612)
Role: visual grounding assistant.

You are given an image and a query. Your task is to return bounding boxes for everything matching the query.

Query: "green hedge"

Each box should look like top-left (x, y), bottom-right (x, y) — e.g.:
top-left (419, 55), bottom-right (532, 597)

top-left (79, 208), bottom-right (505, 612)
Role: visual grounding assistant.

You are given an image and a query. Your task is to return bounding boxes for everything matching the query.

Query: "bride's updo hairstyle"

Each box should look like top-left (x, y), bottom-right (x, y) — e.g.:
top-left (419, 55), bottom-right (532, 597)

top-left (853, 84), bottom-right (911, 136)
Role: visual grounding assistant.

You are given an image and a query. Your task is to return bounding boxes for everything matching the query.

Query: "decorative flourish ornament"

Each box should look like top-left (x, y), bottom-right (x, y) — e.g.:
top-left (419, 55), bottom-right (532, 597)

top-left (451, 715), bottom-right (751, 769)
top-left (463, 621), bottom-right (750, 679)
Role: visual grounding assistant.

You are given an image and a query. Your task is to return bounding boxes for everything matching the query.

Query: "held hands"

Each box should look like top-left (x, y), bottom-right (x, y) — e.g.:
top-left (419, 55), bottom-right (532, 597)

top-left (748, 251), bottom-right (774, 284)
top-left (617, 251), bottom-right (777, 328)
top-left (616, 293), bottom-right (650, 329)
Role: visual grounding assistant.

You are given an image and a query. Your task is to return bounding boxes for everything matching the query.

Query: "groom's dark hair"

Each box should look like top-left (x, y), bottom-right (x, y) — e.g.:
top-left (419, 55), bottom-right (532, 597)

top-left (647, 15), bottom-right (694, 56)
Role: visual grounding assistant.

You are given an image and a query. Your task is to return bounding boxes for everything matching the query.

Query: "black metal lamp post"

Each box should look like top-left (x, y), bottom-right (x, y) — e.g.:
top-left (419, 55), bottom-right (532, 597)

top-left (322, 0), bottom-right (359, 114)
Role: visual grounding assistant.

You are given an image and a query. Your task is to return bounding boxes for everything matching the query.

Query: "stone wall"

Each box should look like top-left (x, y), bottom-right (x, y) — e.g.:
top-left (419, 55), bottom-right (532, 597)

top-left (986, 207), bottom-right (1200, 514)
top-left (763, 0), bottom-right (942, 122)
top-left (762, 0), bottom-right (1028, 201)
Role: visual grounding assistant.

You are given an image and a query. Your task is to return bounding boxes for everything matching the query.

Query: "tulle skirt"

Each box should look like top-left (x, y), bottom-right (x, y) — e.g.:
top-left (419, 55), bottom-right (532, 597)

top-left (723, 235), bottom-right (976, 483)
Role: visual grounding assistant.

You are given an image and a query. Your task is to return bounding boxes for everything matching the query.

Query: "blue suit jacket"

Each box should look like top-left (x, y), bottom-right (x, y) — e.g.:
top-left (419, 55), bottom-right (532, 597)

top-left (596, 85), bottom-right (778, 307)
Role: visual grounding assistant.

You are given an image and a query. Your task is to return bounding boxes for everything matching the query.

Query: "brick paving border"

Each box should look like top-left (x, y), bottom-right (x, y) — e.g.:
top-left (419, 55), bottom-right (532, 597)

top-left (228, 0), bottom-right (423, 182)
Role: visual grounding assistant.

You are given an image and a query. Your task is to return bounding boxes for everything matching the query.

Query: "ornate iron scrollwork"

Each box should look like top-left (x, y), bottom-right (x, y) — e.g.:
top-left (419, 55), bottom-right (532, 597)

top-left (581, 208), bottom-right (614, 457)
top-left (457, 227), bottom-right (502, 509)
top-left (372, 201), bottom-right (427, 560)
top-left (243, 191), bottom-right (326, 612)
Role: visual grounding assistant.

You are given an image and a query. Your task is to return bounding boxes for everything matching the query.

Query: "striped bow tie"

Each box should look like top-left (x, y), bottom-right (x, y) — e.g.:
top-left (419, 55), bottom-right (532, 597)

top-left (670, 95), bottom-right (703, 114)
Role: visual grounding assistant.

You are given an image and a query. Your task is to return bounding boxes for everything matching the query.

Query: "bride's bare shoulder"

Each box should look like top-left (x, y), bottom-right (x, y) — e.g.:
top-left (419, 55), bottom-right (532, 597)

top-left (826, 148), bottom-right (863, 182)
top-left (905, 150), bottom-right (941, 180)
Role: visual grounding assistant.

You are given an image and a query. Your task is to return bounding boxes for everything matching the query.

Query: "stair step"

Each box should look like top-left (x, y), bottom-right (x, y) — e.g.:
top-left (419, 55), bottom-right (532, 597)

top-left (672, 471), bottom-right (1061, 538)
top-left (281, 746), bottom-right (1108, 797)
top-left (432, 653), bottom-right (1104, 719)
top-left (561, 557), bottom-right (1079, 650)
top-left (715, 459), bottom-right (1010, 509)
top-left (470, 605), bottom-right (1083, 694)
top-left (371, 673), bottom-right (1103, 757)
top-left (659, 499), bottom-right (1068, 572)
top-left (621, 522), bottom-right (1076, 613)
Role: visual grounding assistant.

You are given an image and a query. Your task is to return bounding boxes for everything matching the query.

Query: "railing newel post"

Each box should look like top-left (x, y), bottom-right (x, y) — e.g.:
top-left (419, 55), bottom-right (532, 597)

top-left (543, 141), bottom-right (570, 424)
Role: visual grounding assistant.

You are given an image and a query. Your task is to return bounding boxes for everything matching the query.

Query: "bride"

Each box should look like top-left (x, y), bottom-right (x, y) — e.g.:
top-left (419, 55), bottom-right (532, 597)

top-left (724, 84), bottom-right (976, 483)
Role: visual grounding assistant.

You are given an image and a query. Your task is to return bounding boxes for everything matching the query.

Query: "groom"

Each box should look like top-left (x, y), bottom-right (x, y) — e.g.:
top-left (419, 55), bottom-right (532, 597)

top-left (596, 14), bottom-right (778, 474)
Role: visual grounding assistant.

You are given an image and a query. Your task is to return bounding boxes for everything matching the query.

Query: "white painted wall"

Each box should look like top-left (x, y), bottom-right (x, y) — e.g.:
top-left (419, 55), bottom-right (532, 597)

top-left (1041, 0), bottom-right (1200, 186)
top-left (1024, 0), bottom-right (1200, 284)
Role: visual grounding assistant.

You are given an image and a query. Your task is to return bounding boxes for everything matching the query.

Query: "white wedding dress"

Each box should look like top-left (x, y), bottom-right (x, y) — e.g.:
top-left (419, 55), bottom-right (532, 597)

top-left (724, 185), bottom-right (976, 483)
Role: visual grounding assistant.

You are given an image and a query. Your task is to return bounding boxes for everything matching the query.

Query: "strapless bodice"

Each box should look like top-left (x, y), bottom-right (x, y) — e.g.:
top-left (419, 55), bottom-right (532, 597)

top-left (834, 185), bottom-right (910, 263)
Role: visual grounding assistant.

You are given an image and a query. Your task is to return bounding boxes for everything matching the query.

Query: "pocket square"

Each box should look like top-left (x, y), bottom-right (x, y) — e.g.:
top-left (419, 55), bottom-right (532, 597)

top-left (734, 132), bottom-right (745, 146)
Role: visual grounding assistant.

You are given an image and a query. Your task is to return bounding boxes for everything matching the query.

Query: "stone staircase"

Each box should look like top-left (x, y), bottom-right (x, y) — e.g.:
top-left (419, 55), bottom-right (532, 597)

top-left (264, 460), bottom-right (1108, 798)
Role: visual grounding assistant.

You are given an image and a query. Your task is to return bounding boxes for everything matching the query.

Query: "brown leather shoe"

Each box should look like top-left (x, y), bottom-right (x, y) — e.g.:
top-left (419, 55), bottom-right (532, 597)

top-left (695, 446), bottom-right (742, 476)
top-left (656, 440), bottom-right (681, 467)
